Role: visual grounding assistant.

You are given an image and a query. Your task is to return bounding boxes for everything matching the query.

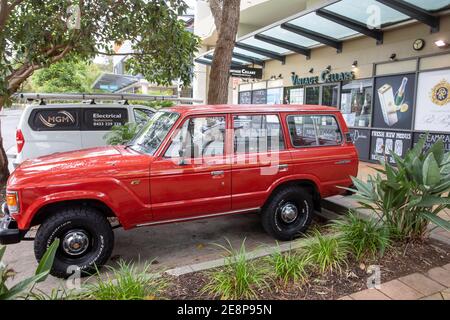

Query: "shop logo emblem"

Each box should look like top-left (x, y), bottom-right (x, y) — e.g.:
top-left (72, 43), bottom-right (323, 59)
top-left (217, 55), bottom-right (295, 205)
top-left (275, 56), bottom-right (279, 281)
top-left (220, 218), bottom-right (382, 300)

top-left (39, 111), bottom-right (75, 128)
top-left (430, 79), bottom-right (450, 106)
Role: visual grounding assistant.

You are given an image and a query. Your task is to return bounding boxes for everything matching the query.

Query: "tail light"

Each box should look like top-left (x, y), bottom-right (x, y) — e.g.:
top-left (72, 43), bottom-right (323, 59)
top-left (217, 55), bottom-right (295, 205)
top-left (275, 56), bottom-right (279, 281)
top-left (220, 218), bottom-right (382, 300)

top-left (16, 129), bottom-right (25, 153)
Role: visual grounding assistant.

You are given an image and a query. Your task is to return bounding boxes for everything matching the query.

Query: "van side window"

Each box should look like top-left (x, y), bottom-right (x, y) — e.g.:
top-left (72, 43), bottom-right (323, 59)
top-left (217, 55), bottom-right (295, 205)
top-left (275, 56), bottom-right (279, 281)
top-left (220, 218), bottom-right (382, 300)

top-left (82, 108), bottom-right (129, 131)
top-left (165, 116), bottom-right (225, 158)
top-left (233, 114), bottom-right (285, 153)
top-left (29, 109), bottom-right (80, 131)
top-left (287, 115), bottom-right (342, 147)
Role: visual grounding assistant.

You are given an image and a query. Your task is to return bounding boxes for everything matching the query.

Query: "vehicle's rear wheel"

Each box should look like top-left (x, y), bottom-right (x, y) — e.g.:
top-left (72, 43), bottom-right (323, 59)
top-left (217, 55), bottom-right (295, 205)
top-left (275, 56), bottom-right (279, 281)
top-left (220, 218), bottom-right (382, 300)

top-left (261, 186), bottom-right (314, 241)
top-left (34, 206), bottom-right (114, 278)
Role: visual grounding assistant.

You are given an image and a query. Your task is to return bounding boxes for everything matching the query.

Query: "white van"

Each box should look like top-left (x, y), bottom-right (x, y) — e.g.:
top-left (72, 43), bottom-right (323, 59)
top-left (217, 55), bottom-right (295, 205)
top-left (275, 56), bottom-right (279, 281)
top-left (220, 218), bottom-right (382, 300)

top-left (8, 103), bottom-right (155, 169)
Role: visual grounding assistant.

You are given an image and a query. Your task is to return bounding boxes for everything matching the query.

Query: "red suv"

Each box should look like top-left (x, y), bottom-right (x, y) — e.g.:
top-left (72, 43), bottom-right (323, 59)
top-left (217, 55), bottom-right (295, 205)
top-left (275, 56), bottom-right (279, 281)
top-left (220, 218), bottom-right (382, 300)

top-left (0, 105), bottom-right (358, 277)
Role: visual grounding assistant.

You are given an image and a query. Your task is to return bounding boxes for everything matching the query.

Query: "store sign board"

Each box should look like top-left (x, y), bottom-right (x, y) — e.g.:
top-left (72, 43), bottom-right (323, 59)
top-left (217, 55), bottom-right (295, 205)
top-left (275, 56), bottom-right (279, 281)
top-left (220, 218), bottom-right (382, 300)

top-left (373, 73), bottom-right (416, 130)
top-left (413, 132), bottom-right (450, 153)
top-left (230, 67), bottom-right (263, 79)
top-left (370, 130), bottom-right (412, 164)
top-left (349, 128), bottom-right (371, 161)
top-left (414, 69), bottom-right (450, 132)
top-left (291, 70), bottom-right (355, 86)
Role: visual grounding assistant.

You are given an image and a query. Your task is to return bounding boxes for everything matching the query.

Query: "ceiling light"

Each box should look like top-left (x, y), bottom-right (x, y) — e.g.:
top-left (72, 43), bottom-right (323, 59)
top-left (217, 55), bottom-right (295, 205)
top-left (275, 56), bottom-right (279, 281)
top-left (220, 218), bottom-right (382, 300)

top-left (435, 40), bottom-right (449, 48)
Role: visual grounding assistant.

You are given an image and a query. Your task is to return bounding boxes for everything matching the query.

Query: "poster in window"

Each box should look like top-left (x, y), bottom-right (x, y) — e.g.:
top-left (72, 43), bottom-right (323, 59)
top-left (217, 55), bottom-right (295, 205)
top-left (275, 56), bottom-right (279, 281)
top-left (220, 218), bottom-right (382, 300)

top-left (239, 91), bottom-right (252, 104)
top-left (252, 89), bottom-right (267, 104)
top-left (413, 132), bottom-right (450, 153)
top-left (349, 128), bottom-right (370, 161)
top-left (370, 130), bottom-right (412, 164)
top-left (414, 69), bottom-right (450, 132)
top-left (373, 73), bottom-right (416, 130)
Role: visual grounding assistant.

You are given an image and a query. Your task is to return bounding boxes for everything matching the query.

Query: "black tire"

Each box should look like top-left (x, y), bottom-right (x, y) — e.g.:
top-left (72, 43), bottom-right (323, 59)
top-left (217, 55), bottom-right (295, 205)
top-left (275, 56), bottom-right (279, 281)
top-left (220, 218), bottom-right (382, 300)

top-left (261, 186), bottom-right (314, 241)
top-left (34, 206), bottom-right (114, 278)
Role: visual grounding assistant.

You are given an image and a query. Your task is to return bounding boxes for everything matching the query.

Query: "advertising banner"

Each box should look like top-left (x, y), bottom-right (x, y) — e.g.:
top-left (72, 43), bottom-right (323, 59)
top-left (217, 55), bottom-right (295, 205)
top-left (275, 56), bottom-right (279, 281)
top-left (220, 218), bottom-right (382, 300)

top-left (413, 132), bottom-right (450, 153)
top-left (349, 128), bottom-right (371, 161)
top-left (414, 69), bottom-right (450, 132)
top-left (373, 73), bottom-right (416, 130)
top-left (370, 130), bottom-right (412, 164)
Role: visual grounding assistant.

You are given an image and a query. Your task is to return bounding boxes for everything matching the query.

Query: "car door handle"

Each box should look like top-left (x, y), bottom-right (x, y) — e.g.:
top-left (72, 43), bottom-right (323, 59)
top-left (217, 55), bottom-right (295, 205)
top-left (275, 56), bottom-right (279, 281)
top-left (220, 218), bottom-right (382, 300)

top-left (278, 164), bottom-right (289, 170)
top-left (211, 170), bottom-right (224, 176)
top-left (335, 160), bottom-right (351, 165)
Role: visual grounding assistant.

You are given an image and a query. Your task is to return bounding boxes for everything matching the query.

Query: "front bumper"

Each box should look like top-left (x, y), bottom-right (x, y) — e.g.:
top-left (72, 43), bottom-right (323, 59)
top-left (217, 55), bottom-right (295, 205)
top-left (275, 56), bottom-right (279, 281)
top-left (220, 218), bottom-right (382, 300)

top-left (0, 202), bottom-right (22, 245)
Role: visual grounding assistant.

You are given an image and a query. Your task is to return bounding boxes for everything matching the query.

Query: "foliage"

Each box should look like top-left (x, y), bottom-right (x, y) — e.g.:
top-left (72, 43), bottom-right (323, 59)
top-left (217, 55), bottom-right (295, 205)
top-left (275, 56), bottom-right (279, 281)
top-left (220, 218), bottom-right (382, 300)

top-left (0, 0), bottom-right (200, 102)
top-left (30, 59), bottom-right (102, 93)
top-left (26, 287), bottom-right (77, 300)
top-left (0, 239), bottom-right (59, 300)
top-left (82, 260), bottom-right (167, 300)
top-left (304, 231), bottom-right (350, 273)
top-left (347, 136), bottom-right (450, 240)
top-left (331, 211), bottom-right (391, 260)
top-left (104, 122), bottom-right (140, 145)
top-left (129, 100), bottom-right (175, 110)
top-left (202, 239), bottom-right (269, 300)
top-left (267, 247), bottom-right (311, 285)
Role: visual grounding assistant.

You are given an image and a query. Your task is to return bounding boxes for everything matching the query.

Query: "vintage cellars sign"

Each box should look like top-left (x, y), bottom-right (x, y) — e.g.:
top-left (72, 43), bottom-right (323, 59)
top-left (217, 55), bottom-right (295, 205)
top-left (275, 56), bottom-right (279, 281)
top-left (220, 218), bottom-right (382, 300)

top-left (230, 67), bottom-right (263, 79)
top-left (291, 70), bottom-right (355, 86)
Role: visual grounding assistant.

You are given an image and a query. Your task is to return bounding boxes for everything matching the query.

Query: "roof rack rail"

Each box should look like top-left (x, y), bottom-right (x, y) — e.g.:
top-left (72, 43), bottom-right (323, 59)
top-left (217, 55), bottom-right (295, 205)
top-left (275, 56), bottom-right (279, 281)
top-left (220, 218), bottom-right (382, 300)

top-left (13, 93), bottom-right (204, 104)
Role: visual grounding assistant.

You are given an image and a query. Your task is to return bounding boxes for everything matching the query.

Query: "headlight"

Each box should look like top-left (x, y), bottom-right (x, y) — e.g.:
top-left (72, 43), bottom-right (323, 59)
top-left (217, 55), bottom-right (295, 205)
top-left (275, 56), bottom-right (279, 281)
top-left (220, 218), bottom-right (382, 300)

top-left (6, 191), bottom-right (19, 214)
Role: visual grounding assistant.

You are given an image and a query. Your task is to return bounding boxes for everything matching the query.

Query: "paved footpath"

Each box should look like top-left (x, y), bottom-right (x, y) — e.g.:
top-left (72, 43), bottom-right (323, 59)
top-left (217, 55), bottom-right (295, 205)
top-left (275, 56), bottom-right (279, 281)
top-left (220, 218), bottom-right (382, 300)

top-left (339, 263), bottom-right (450, 300)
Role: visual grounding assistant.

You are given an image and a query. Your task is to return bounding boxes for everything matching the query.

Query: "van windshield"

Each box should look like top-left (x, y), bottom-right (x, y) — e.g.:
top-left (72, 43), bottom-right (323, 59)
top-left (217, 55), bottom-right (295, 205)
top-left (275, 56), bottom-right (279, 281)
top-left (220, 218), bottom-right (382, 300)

top-left (128, 111), bottom-right (179, 155)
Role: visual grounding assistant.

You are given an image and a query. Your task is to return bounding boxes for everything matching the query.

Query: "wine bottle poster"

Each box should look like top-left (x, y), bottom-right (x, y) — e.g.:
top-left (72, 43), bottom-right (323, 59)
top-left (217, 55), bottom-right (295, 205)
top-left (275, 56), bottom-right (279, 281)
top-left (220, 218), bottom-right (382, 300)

top-left (414, 69), bottom-right (450, 132)
top-left (373, 73), bottom-right (416, 130)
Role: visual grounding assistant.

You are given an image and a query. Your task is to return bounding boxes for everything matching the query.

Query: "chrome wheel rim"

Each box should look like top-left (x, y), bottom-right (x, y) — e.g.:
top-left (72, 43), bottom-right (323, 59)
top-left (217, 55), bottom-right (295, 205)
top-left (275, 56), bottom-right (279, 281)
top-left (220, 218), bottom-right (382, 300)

top-left (279, 202), bottom-right (298, 224)
top-left (62, 229), bottom-right (90, 256)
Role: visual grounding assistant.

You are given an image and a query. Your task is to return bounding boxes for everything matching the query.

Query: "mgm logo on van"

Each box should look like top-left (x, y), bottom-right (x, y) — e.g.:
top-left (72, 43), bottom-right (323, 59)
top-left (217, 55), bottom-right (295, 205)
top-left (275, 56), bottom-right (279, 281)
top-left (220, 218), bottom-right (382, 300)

top-left (39, 111), bottom-right (76, 128)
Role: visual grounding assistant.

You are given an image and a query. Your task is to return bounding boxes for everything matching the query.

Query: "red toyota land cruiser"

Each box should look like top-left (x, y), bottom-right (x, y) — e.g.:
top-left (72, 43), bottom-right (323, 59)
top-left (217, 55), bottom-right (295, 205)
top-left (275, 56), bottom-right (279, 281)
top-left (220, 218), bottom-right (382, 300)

top-left (0, 105), bottom-right (358, 278)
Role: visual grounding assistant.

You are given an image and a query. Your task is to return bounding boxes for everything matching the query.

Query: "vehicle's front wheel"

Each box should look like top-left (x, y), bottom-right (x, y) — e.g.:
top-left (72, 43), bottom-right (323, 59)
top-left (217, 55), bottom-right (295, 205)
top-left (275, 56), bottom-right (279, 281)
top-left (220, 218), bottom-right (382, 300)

top-left (261, 186), bottom-right (314, 241)
top-left (34, 206), bottom-right (114, 278)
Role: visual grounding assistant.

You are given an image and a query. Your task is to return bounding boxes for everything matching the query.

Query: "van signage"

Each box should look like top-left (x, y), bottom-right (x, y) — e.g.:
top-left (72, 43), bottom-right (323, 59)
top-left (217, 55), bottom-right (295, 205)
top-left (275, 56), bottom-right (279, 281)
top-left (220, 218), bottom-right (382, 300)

top-left (38, 111), bottom-right (76, 128)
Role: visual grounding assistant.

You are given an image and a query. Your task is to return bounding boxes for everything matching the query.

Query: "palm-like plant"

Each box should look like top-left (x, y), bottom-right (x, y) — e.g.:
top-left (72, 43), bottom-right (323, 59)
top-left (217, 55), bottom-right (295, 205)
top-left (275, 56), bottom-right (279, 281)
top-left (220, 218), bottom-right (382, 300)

top-left (104, 122), bottom-right (140, 145)
top-left (347, 136), bottom-right (450, 240)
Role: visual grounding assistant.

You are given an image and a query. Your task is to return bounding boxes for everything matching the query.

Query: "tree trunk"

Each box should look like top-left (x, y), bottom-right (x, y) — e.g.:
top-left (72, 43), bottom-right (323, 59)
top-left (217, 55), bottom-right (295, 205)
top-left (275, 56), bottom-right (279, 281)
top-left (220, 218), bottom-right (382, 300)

top-left (207, 0), bottom-right (240, 104)
top-left (0, 96), bottom-right (9, 185)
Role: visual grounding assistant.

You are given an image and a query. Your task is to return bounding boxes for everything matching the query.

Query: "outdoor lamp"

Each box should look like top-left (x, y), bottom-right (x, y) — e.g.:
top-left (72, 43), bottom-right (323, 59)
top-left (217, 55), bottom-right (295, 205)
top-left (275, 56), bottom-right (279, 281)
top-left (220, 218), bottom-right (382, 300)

top-left (352, 60), bottom-right (358, 68)
top-left (309, 68), bottom-right (314, 73)
top-left (435, 40), bottom-right (449, 48)
top-left (390, 53), bottom-right (397, 61)
top-left (326, 65), bottom-right (331, 71)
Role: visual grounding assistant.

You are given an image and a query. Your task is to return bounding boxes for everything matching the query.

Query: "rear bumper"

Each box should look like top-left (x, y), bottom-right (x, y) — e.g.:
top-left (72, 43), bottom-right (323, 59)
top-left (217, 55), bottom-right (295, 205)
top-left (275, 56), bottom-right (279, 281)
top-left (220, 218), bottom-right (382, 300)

top-left (0, 203), bottom-right (22, 245)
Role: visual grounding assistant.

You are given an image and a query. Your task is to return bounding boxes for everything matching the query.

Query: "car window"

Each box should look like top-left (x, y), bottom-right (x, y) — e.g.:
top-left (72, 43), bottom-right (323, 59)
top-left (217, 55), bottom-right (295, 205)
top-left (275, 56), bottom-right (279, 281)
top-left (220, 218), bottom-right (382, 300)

top-left (29, 108), bottom-right (80, 131)
top-left (82, 108), bottom-right (128, 131)
top-left (133, 108), bottom-right (154, 127)
top-left (165, 116), bottom-right (225, 158)
top-left (287, 115), bottom-right (343, 147)
top-left (233, 114), bottom-right (285, 154)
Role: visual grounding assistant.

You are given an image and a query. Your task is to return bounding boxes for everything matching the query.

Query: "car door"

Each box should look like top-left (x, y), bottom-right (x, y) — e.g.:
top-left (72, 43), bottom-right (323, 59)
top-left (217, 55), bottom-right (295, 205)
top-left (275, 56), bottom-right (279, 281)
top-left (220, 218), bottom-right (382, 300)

top-left (80, 106), bottom-right (129, 148)
top-left (231, 113), bottom-right (292, 211)
top-left (150, 114), bottom-right (231, 221)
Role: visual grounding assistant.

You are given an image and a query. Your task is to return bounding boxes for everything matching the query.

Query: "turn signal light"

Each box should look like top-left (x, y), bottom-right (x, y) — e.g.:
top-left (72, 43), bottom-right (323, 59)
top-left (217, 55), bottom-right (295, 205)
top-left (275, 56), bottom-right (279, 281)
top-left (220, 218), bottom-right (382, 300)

top-left (6, 192), bottom-right (19, 213)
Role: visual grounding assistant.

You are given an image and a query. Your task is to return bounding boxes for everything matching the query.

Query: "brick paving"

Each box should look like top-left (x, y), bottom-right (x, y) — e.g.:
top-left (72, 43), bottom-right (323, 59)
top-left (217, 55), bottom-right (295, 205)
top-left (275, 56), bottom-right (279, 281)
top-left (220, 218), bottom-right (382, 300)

top-left (339, 264), bottom-right (450, 300)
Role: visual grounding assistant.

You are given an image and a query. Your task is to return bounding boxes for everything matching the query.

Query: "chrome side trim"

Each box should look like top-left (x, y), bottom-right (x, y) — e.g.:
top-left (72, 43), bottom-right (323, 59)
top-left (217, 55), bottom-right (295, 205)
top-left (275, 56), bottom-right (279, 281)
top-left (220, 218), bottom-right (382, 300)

top-left (136, 207), bottom-right (260, 227)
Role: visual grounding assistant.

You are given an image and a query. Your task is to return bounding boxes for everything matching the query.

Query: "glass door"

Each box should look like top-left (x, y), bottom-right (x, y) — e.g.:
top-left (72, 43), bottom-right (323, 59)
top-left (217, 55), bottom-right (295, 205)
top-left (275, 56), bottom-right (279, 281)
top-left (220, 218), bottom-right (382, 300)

top-left (321, 84), bottom-right (340, 107)
top-left (305, 86), bottom-right (320, 105)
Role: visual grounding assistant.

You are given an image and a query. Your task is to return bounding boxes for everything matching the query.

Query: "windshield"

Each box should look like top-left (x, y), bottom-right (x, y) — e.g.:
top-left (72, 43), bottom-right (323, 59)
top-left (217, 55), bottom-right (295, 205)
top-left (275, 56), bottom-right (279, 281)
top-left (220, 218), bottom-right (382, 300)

top-left (128, 111), bottom-right (179, 155)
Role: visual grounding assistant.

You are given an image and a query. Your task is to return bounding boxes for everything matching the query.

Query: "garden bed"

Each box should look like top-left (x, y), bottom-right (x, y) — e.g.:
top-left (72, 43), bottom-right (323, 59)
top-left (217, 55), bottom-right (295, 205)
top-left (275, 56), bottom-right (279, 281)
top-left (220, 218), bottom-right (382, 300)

top-left (164, 240), bottom-right (450, 300)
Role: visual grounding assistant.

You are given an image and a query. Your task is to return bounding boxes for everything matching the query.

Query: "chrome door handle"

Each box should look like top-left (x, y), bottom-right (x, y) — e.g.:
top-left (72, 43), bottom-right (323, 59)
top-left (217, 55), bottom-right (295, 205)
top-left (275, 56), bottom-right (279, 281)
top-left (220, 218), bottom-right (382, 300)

top-left (335, 160), bottom-right (351, 165)
top-left (278, 164), bottom-right (289, 170)
top-left (211, 170), bottom-right (224, 176)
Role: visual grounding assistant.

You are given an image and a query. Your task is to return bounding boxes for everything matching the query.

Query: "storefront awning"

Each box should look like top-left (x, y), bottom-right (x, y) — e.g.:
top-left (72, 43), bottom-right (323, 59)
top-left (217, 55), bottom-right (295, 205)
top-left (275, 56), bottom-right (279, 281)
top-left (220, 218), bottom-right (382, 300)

top-left (196, 0), bottom-right (450, 65)
top-left (92, 73), bottom-right (141, 92)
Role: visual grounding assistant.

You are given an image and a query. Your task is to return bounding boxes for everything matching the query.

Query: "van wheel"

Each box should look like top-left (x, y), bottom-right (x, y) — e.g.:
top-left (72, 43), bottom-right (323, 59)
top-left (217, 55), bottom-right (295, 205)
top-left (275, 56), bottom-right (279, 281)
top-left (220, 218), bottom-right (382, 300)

top-left (34, 206), bottom-right (114, 279)
top-left (261, 186), bottom-right (313, 241)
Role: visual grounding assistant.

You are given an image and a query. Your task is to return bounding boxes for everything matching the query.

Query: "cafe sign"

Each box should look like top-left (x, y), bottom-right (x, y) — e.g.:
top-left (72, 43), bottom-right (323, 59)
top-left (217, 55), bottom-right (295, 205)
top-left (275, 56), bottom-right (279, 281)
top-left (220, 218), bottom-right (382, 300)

top-left (291, 69), bottom-right (355, 86)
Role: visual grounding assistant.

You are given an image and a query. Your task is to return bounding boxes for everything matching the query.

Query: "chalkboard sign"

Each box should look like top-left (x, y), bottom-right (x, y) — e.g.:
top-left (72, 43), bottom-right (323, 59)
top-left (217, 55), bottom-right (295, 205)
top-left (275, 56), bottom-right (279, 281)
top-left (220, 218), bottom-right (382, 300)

top-left (370, 130), bottom-right (412, 164)
top-left (349, 128), bottom-right (370, 161)
top-left (413, 132), bottom-right (450, 153)
top-left (252, 89), bottom-right (267, 104)
top-left (239, 91), bottom-right (252, 104)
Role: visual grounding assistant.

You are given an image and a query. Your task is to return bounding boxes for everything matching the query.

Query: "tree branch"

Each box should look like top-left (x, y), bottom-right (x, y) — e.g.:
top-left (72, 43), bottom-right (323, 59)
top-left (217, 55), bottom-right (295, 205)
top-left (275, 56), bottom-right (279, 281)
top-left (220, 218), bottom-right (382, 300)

top-left (208, 0), bottom-right (223, 31)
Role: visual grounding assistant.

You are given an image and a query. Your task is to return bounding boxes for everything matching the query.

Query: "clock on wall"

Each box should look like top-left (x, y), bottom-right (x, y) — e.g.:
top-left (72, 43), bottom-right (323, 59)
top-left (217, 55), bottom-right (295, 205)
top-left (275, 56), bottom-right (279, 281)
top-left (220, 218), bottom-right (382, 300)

top-left (413, 39), bottom-right (425, 51)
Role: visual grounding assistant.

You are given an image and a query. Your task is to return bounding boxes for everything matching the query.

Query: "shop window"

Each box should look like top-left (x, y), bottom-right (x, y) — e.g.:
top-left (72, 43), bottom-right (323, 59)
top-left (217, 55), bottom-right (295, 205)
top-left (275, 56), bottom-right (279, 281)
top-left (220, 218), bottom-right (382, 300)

top-left (285, 87), bottom-right (304, 104)
top-left (322, 84), bottom-right (339, 107)
top-left (266, 88), bottom-right (283, 105)
top-left (340, 79), bottom-right (373, 128)
top-left (287, 115), bottom-right (342, 147)
top-left (305, 86), bottom-right (320, 105)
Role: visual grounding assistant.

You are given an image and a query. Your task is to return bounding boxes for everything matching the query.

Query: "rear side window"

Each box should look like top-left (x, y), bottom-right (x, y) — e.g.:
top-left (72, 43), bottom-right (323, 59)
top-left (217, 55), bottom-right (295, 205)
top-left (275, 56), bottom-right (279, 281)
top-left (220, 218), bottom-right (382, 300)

top-left (29, 109), bottom-right (80, 131)
top-left (233, 114), bottom-right (285, 153)
top-left (82, 108), bottom-right (128, 131)
top-left (287, 115), bottom-right (342, 147)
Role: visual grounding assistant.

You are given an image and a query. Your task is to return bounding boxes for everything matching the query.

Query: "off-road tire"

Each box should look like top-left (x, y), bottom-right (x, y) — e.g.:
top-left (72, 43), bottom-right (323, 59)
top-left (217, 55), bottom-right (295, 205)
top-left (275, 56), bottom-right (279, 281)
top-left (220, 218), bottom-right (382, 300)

top-left (34, 206), bottom-right (114, 278)
top-left (261, 186), bottom-right (314, 241)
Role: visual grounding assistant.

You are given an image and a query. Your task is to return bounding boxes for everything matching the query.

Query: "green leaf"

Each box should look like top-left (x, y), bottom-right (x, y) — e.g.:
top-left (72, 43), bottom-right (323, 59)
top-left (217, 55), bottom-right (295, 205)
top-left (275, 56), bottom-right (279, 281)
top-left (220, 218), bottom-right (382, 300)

top-left (423, 153), bottom-right (441, 186)
top-left (415, 196), bottom-right (450, 208)
top-left (428, 139), bottom-right (444, 164)
top-left (421, 212), bottom-right (450, 232)
top-left (35, 239), bottom-right (60, 283)
top-left (0, 246), bottom-right (5, 261)
top-left (0, 272), bottom-right (49, 300)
